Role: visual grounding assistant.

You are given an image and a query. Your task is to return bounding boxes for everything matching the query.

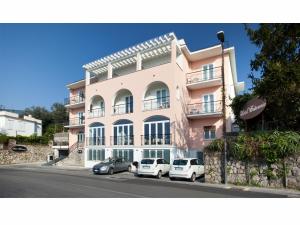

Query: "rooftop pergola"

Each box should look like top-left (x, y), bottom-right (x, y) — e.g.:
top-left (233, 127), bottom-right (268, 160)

top-left (83, 33), bottom-right (176, 75)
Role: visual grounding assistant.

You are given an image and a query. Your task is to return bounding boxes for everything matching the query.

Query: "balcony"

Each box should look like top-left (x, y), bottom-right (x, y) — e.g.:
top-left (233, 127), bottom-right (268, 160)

top-left (141, 134), bottom-right (172, 145)
top-left (186, 101), bottom-right (223, 119)
top-left (143, 96), bottom-right (170, 111)
top-left (113, 102), bottom-right (133, 115)
top-left (110, 135), bottom-right (134, 146)
top-left (86, 137), bottom-right (105, 146)
top-left (186, 67), bottom-right (222, 90)
top-left (64, 117), bottom-right (85, 128)
top-left (88, 108), bottom-right (105, 118)
top-left (64, 95), bottom-right (85, 109)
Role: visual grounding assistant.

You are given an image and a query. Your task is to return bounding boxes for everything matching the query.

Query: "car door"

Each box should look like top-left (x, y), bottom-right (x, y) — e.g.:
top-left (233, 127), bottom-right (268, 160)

top-left (190, 159), bottom-right (197, 175)
top-left (115, 159), bottom-right (122, 172)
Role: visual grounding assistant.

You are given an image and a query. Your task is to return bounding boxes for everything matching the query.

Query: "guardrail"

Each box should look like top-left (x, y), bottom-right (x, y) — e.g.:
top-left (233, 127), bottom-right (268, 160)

top-left (187, 101), bottom-right (222, 116)
top-left (110, 135), bottom-right (134, 146)
top-left (186, 66), bottom-right (222, 84)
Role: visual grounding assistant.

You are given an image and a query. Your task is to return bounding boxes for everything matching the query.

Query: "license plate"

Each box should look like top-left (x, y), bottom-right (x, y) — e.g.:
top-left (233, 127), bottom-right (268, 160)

top-left (143, 166), bottom-right (150, 169)
top-left (175, 167), bottom-right (183, 171)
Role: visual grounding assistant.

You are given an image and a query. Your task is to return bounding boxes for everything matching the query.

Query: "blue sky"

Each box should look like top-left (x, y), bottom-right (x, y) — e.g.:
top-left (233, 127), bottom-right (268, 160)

top-left (0, 24), bottom-right (258, 110)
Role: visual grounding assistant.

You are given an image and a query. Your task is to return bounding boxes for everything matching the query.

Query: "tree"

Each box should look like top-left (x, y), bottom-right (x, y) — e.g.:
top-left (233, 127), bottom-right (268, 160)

top-left (23, 106), bottom-right (53, 132)
top-left (51, 103), bottom-right (68, 125)
top-left (244, 24), bottom-right (300, 131)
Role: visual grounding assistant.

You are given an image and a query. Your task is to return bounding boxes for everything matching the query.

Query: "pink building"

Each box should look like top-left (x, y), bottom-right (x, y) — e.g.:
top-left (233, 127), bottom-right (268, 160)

top-left (64, 33), bottom-right (244, 168)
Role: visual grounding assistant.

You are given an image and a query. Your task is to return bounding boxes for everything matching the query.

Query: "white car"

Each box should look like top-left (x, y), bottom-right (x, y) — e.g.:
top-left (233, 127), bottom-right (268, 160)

top-left (169, 158), bottom-right (204, 182)
top-left (137, 158), bottom-right (170, 179)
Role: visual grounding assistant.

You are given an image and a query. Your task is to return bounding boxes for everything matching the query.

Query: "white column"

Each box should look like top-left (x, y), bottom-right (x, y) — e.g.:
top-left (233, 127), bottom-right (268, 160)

top-left (171, 40), bottom-right (177, 63)
top-left (85, 70), bottom-right (90, 86)
top-left (136, 52), bottom-right (142, 71)
top-left (108, 63), bottom-right (113, 79)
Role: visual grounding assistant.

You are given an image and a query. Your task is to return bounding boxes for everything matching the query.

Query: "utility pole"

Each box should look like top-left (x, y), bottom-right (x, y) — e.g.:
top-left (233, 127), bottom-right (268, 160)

top-left (217, 31), bottom-right (227, 184)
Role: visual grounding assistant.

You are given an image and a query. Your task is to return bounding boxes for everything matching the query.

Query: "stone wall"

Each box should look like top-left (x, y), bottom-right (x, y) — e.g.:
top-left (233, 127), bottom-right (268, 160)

top-left (204, 150), bottom-right (300, 190)
top-left (0, 144), bottom-right (53, 165)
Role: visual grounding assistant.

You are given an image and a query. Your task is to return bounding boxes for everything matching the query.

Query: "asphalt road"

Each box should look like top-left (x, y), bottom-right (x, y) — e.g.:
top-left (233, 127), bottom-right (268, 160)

top-left (0, 166), bottom-right (289, 198)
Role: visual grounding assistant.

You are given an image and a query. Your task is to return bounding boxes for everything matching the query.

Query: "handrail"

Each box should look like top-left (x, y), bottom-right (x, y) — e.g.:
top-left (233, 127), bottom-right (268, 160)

top-left (67, 117), bottom-right (85, 126)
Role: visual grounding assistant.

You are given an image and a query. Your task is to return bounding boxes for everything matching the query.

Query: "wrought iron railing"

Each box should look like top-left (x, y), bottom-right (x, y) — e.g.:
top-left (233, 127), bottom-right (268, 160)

top-left (110, 135), bottom-right (134, 146)
top-left (86, 137), bottom-right (105, 146)
top-left (186, 66), bottom-right (222, 85)
top-left (112, 102), bottom-right (133, 115)
top-left (187, 101), bottom-right (222, 116)
top-left (64, 95), bottom-right (85, 105)
top-left (141, 134), bottom-right (172, 145)
top-left (88, 108), bottom-right (105, 118)
top-left (143, 96), bottom-right (170, 111)
top-left (67, 117), bottom-right (85, 126)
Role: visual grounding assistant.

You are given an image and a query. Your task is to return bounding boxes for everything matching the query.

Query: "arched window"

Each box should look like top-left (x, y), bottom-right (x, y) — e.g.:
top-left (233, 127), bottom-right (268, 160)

top-left (143, 116), bottom-right (171, 145)
top-left (89, 95), bottom-right (105, 118)
top-left (88, 122), bottom-right (105, 146)
top-left (112, 119), bottom-right (134, 146)
top-left (143, 81), bottom-right (170, 111)
top-left (113, 89), bottom-right (133, 115)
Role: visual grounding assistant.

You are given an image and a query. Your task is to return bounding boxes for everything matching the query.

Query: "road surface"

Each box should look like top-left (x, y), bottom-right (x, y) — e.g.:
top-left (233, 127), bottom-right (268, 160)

top-left (0, 166), bottom-right (290, 198)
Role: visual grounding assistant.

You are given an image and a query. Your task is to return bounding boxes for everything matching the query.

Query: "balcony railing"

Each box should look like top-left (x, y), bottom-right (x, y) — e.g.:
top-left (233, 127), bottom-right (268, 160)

top-left (64, 95), bottom-right (85, 106)
top-left (187, 101), bottom-right (222, 117)
top-left (141, 134), bottom-right (172, 145)
top-left (143, 96), bottom-right (170, 111)
top-left (86, 137), bottom-right (105, 146)
top-left (88, 108), bottom-right (105, 118)
top-left (112, 103), bottom-right (133, 115)
top-left (110, 135), bottom-right (134, 146)
top-left (186, 66), bottom-right (222, 85)
top-left (66, 117), bottom-right (85, 126)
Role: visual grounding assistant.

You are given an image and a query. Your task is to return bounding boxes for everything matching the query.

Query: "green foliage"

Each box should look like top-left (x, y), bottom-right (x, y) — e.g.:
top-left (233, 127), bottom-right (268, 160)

top-left (244, 24), bottom-right (300, 130)
top-left (15, 134), bottom-right (49, 145)
top-left (230, 93), bottom-right (253, 129)
top-left (23, 102), bottom-right (68, 135)
top-left (205, 131), bottom-right (300, 164)
top-left (0, 133), bottom-right (9, 144)
top-left (204, 139), bottom-right (224, 152)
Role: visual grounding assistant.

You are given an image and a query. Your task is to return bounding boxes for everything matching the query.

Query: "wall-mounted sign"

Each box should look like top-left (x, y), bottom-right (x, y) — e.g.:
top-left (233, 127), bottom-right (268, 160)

top-left (240, 97), bottom-right (266, 120)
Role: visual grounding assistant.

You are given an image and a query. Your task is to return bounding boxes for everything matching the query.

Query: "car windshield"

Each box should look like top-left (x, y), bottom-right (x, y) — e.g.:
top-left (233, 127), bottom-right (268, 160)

top-left (102, 158), bottom-right (113, 163)
top-left (141, 159), bottom-right (155, 164)
top-left (173, 160), bottom-right (188, 166)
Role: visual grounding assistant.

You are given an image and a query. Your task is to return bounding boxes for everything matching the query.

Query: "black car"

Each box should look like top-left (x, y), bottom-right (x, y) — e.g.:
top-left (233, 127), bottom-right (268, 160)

top-left (92, 158), bottom-right (132, 175)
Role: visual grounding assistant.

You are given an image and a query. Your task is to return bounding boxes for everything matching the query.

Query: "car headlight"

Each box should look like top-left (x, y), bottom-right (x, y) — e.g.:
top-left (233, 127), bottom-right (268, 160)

top-left (100, 166), bottom-right (108, 171)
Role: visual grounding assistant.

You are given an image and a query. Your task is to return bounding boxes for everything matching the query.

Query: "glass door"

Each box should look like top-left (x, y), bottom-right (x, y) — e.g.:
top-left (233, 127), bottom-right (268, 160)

top-left (203, 94), bottom-right (215, 113)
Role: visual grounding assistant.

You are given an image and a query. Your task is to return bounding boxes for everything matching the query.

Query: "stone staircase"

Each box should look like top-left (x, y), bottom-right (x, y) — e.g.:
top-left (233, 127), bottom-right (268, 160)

top-left (55, 142), bottom-right (84, 167)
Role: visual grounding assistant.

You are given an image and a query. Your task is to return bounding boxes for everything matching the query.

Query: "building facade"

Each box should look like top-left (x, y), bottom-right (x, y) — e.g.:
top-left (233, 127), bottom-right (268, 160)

top-left (64, 33), bottom-right (244, 168)
top-left (0, 110), bottom-right (42, 137)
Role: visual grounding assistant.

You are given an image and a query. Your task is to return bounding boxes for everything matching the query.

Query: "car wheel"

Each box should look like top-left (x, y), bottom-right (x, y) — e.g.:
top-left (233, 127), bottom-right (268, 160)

top-left (190, 173), bottom-right (196, 182)
top-left (108, 168), bottom-right (114, 175)
top-left (156, 170), bottom-right (162, 179)
top-left (128, 165), bottom-right (132, 172)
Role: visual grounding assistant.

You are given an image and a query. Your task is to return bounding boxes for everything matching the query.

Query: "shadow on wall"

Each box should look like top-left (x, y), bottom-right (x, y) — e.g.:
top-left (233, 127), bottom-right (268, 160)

top-left (174, 87), bottom-right (224, 152)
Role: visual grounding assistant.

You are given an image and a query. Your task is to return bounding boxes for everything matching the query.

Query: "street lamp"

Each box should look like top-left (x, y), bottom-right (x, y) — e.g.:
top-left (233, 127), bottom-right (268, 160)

top-left (217, 31), bottom-right (227, 184)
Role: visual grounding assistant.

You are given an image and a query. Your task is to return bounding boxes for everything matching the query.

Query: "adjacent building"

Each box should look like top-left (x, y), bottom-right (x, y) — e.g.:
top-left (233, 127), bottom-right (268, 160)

top-left (64, 32), bottom-right (244, 168)
top-left (0, 110), bottom-right (42, 137)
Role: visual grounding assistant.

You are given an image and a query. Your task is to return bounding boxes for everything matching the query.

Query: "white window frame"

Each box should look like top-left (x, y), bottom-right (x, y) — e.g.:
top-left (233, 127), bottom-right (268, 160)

top-left (202, 64), bottom-right (214, 80)
top-left (143, 120), bottom-right (170, 145)
top-left (204, 126), bottom-right (216, 140)
top-left (202, 94), bottom-right (215, 113)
